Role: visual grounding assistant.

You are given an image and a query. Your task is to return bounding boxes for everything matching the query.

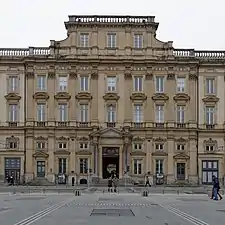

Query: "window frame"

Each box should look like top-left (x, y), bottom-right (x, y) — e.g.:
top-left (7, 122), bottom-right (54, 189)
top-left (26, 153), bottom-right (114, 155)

top-left (133, 34), bottom-right (143, 49)
top-left (133, 104), bottom-right (143, 123)
top-left (80, 76), bottom-right (89, 92)
top-left (37, 75), bottom-right (46, 91)
top-left (58, 76), bottom-right (68, 92)
top-left (176, 77), bottom-right (185, 93)
top-left (133, 159), bottom-right (142, 175)
top-left (58, 103), bottom-right (67, 122)
top-left (133, 76), bottom-right (143, 92)
top-left (80, 33), bottom-right (89, 48)
top-left (155, 105), bottom-right (164, 123)
top-left (155, 76), bottom-right (165, 93)
top-left (107, 33), bottom-right (117, 48)
top-left (107, 76), bottom-right (117, 92)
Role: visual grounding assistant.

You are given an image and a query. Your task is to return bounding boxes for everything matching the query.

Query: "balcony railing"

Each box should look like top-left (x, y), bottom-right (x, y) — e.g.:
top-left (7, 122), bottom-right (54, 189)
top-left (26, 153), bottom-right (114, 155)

top-left (106, 122), bottom-right (116, 128)
top-left (1, 45), bottom-right (225, 60)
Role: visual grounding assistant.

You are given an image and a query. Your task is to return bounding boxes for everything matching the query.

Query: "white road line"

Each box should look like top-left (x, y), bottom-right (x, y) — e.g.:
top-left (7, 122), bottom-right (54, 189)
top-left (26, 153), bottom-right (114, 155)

top-left (162, 205), bottom-right (209, 225)
top-left (13, 198), bottom-right (75, 225)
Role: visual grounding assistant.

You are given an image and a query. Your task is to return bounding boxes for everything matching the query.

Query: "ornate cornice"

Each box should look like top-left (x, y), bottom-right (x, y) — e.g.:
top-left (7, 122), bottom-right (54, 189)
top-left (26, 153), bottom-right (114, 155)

top-left (33, 92), bottom-right (49, 100)
top-left (202, 95), bottom-right (219, 103)
top-left (56, 136), bottom-right (70, 141)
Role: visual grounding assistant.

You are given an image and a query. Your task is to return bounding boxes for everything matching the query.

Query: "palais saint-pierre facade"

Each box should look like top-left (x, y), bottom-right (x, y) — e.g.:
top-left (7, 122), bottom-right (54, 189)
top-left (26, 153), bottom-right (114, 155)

top-left (0, 15), bottom-right (224, 186)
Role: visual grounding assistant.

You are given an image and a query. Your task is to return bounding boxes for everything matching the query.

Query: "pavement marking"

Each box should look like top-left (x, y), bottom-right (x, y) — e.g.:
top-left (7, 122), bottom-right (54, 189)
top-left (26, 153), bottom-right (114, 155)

top-left (13, 198), bottom-right (75, 225)
top-left (162, 205), bottom-right (209, 225)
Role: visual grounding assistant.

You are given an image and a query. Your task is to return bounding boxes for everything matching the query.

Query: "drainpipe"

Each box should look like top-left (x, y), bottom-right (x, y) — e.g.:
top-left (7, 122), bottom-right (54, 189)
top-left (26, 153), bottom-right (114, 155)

top-left (23, 63), bottom-right (27, 184)
top-left (196, 64), bottom-right (199, 185)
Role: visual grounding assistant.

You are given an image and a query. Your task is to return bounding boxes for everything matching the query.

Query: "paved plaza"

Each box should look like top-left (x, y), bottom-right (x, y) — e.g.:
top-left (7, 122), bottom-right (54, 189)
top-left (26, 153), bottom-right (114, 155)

top-left (0, 191), bottom-right (224, 225)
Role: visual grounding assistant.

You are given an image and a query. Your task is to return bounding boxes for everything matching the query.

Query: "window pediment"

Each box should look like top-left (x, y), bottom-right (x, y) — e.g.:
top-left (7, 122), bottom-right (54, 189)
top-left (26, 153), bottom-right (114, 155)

top-left (153, 137), bottom-right (166, 143)
top-left (152, 151), bottom-right (168, 156)
top-left (133, 136), bottom-right (145, 143)
top-left (152, 93), bottom-right (169, 102)
top-left (130, 93), bottom-right (147, 101)
top-left (33, 151), bottom-right (49, 158)
top-left (56, 136), bottom-right (69, 141)
top-left (54, 149), bottom-right (70, 155)
top-left (76, 150), bottom-right (92, 155)
top-left (33, 92), bottom-right (49, 100)
top-left (203, 138), bottom-right (217, 146)
top-left (202, 96), bottom-right (219, 103)
top-left (78, 136), bottom-right (89, 141)
top-left (173, 153), bottom-right (189, 160)
top-left (75, 92), bottom-right (92, 100)
top-left (103, 93), bottom-right (120, 101)
top-left (4, 93), bottom-right (21, 101)
top-left (175, 137), bottom-right (187, 144)
top-left (54, 92), bottom-right (71, 100)
top-left (130, 151), bottom-right (146, 156)
top-left (34, 136), bottom-right (48, 141)
top-left (173, 93), bottom-right (190, 102)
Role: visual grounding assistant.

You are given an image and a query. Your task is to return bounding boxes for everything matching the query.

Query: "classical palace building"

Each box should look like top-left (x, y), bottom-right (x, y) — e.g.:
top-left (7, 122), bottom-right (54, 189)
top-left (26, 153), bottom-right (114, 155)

top-left (0, 15), bottom-right (224, 185)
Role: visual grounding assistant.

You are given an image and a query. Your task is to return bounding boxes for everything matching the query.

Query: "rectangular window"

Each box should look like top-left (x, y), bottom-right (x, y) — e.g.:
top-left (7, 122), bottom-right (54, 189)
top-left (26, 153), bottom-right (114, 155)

top-left (107, 76), bottom-right (117, 92)
top-left (80, 33), bottom-right (89, 48)
top-left (133, 143), bottom-right (143, 150)
top-left (58, 158), bottom-right (67, 174)
top-left (155, 105), bottom-right (164, 123)
top-left (58, 142), bottom-right (67, 149)
top-left (155, 76), bottom-right (164, 93)
top-left (36, 142), bottom-right (46, 150)
top-left (8, 104), bottom-right (18, 122)
top-left (58, 76), bottom-right (67, 91)
top-left (8, 76), bottom-right (19, 93)
top-left (133, 104), bottom-right (143, 122)
top-left (80, 158), bottom-right (88, 174)
top-left (205, 106), bottom-right (215, 124)
top-left (177, 144), bottom-right (185, 151)
top-left (107, 105), bottom-right (116, 122)
top-left (133, 159), bottom-right (142, 175)
top-left (176, 77), bottom-right (185, 92)
top-left (134, 34), bottom-right (143, 48)
top-left (155, 144), bottom-right (164, 151)
top-left (80, 104), bottom-right (88, 122)
top-left (155, 159), bottom-right (163, 174)
top-left (80, 76), bottom-right (89, 92)
top-left (205, 145), bottom-right (214, 152)
top-left (58, 104), bottom-right (67, 122)
top-left (37, 75), bottom-right (46, 91)
top-left (133, 76), bottom-right (143, 92)
top-left (107, 33), bottom-right (116, 48)
top-left (79, 143), bottom-right (88, 149)
top-left (37, 103), bottom-right (45, 121)
top-left (176, 106), bottom-right (185, 123)
top-left (206, 78), bottom-right (215, 94)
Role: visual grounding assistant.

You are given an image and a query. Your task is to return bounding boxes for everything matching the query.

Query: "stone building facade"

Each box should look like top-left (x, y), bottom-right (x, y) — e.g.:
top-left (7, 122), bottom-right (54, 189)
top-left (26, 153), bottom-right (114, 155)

top-left (0, 15), bottom-right (224, 185)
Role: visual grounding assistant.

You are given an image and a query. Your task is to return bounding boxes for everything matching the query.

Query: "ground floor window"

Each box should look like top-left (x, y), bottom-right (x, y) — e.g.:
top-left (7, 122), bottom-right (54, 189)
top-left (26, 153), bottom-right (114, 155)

top-left (80, 158), bottom-right (88, 174)
top-left (177, 163), bottom-right (185, 180)
top-left (155, 159), bottom-right (163, 174)
top-left (58, 158), bottom-right (67, 174)
top-left (133, 159), bottom-right (142, 175)
top-left (202, 160), bottom-right (218, 184)
top-left (4, 158), bottom-right (21, 183)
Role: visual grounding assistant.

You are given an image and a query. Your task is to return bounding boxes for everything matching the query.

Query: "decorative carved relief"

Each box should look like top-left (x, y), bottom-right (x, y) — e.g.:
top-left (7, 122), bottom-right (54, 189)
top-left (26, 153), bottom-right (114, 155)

top-left (202, 96), bottom-right (219, 103)
top-left (56, 136), bottom-right (70, 141)
top-left (78, 136), bottom-right (89, 141)
top-left (146, 73), bottom-right (153, 80)
top-left (4, 93), bottom-right (21, 101)
top-left (175, 137), bottom-right (187, 144)
top-left (33, 92), bottom-right (49, 100)
top-left (6, 136), bottom-right (19, 149)
top-left (173, 93), bottom-right (190, 102)
top-left (203, 138), bottom-right (217, 146)
top-left (153, 137), bottom-right (166, 143)
top-left (188, 73), bottom-right (198, 80)
top-left (34, 136), bottom-right (48, 140)
top-left (133, 136), bottom-right (145, 142)
top-left (152, 93), bottom-right (169, 102)
top-left (91, 65), bottom-right (98, 79)
top-left (69, 72), bottom-right (77, 79)
top-left (124, 66), bottom-right (132, 79)
top-left (75, 92), bottom-right (92, 100)
top-left (103, 93), bottom-right (120, 101)
top-left (130, 93), bottom-right (147, 101)
top-left (167, 73), bottom-right (175, 80)
top-left (54, 92), bottom-right (71, 100)
top-left (48, 72), bottom-right (55, 79)
top-left (25, 72), bottom-right (34, 78)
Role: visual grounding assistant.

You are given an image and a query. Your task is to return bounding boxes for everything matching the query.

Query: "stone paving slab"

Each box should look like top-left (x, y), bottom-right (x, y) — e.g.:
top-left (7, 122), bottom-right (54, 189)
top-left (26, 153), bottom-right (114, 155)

top-left (0, 193), bottom-right (224, 225)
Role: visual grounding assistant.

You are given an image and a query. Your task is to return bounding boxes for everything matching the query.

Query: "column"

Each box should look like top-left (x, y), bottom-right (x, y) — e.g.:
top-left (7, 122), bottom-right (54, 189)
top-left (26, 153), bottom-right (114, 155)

top-left (167, 136), bottom-right (174, 184)
top-left (26, 74), bottom-right (34, 122)
top-left (47, 74), bottom-right (55, 123)
top-left (91, 75), bottom-right (98, 123)
top-left (119, 146), bottom-right (123, 178)
top-left (99, 146), bottom-right (102, 178)
top-left (68, 75), bottom-right (76, 121)
top-left (25, 137), bottom-right (34, 182)
top-left (47, 137), bottom-right (55, 183)
top-left (189, 138), bottom-right (198, 184)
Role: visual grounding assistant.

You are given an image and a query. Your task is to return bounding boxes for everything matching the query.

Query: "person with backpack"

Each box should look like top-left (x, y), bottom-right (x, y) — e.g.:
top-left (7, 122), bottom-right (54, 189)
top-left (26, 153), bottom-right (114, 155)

top-left (211, 175), bottom-right (222, 200)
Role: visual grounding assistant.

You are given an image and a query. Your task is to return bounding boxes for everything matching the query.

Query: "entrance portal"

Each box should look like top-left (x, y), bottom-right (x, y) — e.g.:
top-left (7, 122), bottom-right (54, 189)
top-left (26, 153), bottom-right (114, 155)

top-left (102, 147), bottom-right (119, 179)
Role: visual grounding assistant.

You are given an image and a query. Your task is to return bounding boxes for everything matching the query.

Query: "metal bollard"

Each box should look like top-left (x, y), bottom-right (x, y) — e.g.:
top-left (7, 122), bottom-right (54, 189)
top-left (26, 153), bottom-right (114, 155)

top-left (13, 188), bottom-right (16, 195)
top-left (58, 189), bottom-right (60, 195)
top-left (142, 190), bottom-right (148, 197)
top-left (102, 189), bottom-right (105, 194)
top-left (162, 189), bottom-right (164, 194)
top-left (177, 189), bottom-right (179, 195)
top-left (43, 188), bottom-right (46, 195)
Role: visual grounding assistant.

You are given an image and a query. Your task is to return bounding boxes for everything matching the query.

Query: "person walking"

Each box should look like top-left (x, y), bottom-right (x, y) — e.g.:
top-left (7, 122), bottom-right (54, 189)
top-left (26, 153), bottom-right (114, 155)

top-left (211, 175), bottom-right (222, 200)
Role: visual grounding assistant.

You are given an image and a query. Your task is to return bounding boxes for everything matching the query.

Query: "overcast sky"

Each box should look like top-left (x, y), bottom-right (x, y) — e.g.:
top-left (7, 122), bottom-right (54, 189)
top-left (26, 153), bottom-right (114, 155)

top-left (1, 0), bottom-right (224, 50)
